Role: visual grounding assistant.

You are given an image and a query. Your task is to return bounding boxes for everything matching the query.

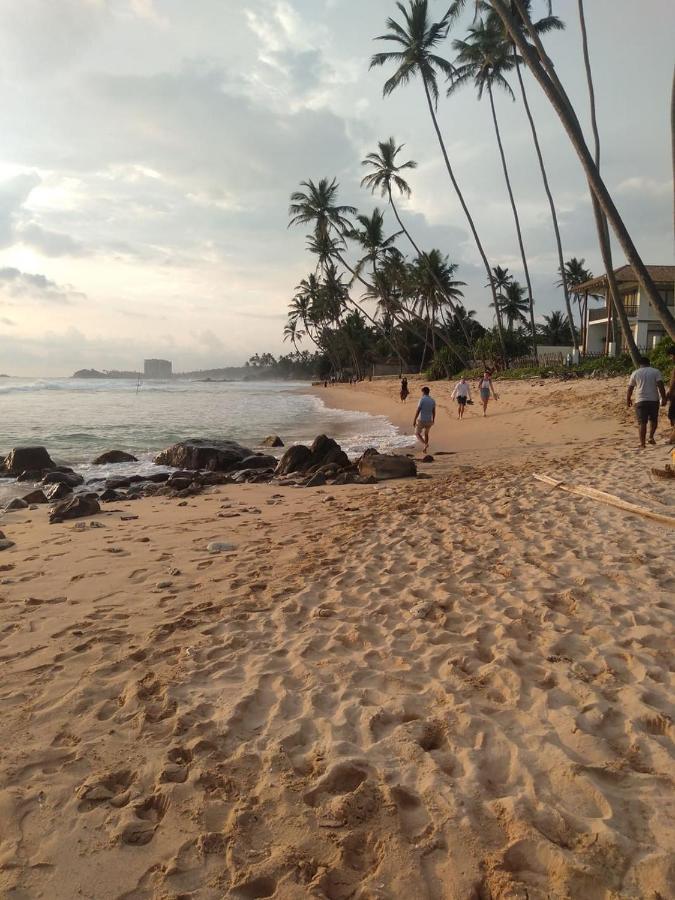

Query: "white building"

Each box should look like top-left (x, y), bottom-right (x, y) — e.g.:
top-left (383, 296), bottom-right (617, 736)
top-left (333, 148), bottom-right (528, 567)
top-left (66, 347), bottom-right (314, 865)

top-left (144, 358), bottom-right (172, 379)
top-left (580, 265), bottom-right (674, 355)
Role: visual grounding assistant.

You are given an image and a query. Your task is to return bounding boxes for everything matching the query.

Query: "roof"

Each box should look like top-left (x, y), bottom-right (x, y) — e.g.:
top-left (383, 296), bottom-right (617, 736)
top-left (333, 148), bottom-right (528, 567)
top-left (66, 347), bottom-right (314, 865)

top-left (575, 264), bottom-right (675, 293)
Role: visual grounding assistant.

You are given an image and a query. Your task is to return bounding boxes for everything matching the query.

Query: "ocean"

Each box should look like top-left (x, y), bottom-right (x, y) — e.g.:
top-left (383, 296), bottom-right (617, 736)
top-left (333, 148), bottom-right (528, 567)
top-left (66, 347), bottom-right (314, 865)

top-left (0, 377), bottom-right (412, 500)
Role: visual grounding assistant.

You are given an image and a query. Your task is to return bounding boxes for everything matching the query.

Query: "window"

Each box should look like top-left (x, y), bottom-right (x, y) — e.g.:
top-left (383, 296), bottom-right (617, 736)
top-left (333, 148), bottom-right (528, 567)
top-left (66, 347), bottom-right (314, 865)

top-left (659, 287), bottom-right (674, 309)
top-left (621, 290), bottom-right (638, 317)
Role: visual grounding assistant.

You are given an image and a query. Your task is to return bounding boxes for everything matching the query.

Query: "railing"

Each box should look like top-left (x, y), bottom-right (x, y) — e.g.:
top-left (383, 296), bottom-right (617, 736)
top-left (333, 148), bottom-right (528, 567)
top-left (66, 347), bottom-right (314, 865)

top-left (588, 304), bottom-right (638, 322)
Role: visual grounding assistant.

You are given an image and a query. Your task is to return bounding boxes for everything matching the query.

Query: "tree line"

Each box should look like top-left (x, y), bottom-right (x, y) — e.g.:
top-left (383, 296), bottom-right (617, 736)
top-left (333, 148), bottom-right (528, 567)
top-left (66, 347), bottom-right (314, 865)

top-left (282, 0), bottom-right (674, 378)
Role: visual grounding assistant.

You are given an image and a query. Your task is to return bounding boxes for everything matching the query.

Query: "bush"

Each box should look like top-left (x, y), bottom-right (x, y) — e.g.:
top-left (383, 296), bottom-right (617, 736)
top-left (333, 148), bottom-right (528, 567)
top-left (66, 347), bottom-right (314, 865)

top-left (649, 336), bottom-right (674, 377)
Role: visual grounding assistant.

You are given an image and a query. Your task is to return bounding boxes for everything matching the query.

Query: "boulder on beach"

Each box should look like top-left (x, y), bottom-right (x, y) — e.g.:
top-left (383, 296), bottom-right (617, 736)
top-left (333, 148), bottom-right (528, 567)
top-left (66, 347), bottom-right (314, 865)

top-left (154, 439), bottom-right (253, 472)
top-left (93, 450), bottom-right (138, 465)
top-left (49, 495), bottom-right (101, 524)
top-left (261, 435), bottom-right (284, 448)
top-left (22, 489), bottom-right (48, 504)
top-left (4, 497), bottom-right (28, 511)
top-left (358, 450), bottom-right (417, 481)
top-left (41, 471), bottom-right (84, 488)
top-left (44, 482), bottom-right (73, 501)
top-left (276, 435), bottom-right (350, 476)
top-left (2, 446), bottom-right (55, 476)
top-left (239, 454), bottom-right (277, 470)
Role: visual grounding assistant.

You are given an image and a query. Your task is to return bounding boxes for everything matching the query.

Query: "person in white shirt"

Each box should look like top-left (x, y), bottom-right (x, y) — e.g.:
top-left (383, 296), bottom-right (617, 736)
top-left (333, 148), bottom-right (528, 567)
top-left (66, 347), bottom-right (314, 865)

top-left (451, 378), bottom-right (472, 419)
top-left (477, 370), bottom-right (498, 417)
top-left (627, 356), bottom-right (666, 448)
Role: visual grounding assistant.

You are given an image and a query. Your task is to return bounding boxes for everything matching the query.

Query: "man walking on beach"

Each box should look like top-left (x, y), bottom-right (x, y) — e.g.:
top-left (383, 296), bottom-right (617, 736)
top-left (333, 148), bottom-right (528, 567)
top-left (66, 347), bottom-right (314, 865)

top-left (451, 377), bottom-right (472, 419)
top-left (413, 386), bottom-right (436, 453)
top-left (627, 356), bottom-right (666, 448)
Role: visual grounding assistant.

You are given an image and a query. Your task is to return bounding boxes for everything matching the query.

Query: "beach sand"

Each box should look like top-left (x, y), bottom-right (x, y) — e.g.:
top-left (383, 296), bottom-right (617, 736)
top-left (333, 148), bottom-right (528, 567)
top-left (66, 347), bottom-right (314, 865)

top-left (0, 377), bottom-right (673, 899)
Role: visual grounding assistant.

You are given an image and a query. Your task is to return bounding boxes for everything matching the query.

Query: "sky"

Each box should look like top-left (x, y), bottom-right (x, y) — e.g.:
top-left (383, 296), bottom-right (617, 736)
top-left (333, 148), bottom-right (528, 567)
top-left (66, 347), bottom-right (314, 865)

top-left (0, 0), bottom-right (672, 376)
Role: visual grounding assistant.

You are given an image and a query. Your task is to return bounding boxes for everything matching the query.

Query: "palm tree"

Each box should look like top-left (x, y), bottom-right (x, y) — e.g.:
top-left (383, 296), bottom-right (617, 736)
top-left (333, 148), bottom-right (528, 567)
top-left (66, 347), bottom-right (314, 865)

top-left (558, 257), bottom-right (592, 337)
top-left (499, 280), bottom-right (529, 331)
top-left (361, 137), bottom-right (475, 350)
top-left (539, 310), bottom-right (575, 346)
top-left (486, 0), bottom-right (675, 345)
top-left (480, 0), bottom-right (579, 354)
top-left (288, 177), bottom-right (356, 239)
top-left (348, 207), bottom-right (401, 279)
top-left (450, 17), bottom-right (537, 356)
top-left (370, 0), bottom-right (508, 359)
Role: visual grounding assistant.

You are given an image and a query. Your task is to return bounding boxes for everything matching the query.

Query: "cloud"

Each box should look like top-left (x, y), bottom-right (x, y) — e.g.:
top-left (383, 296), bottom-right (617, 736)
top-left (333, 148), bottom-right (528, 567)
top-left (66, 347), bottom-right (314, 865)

top-left (16, 222), bottom-right (88, 257)
top-left (0, 172), bottom-right (41, 246)
top-left (0, 267), bottom-right (85, 304)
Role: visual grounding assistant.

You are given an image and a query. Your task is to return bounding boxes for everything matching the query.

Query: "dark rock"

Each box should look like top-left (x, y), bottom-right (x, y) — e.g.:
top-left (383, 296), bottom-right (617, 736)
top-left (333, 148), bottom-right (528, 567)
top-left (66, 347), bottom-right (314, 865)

top-left (105, 476), bottom-right (132, 490)
top-left (421, 455), bottom-right (434, 463)
top-left (332, 472), bottom-right (357, 486)
top-left (2, 447), bottom-right (55, 476)
top-left (356, 475), bottom-right (378, 485)
top-left (22, 489), bottom-right (48, 504)
top-left (358, 451), bottom-right (417, 481)
top-left (144, 472), bottom-right (171, 483)
top-left (92, 450), bottom-right (138, 465)
top-left (41, 471), bottom-right (84, 488)
top-left (154, 439), bottom-right (252, 472)
top-left (99, 488), bottom-right (122, 502)
top-left (167, 477), bottom-right (192, 491)
top-left (276, 444), bottom-right (312, 475)
top-left (236, 454), bottom-right (277, 471)
top-left (16, 470), bottom-right (45, 482)
top-left (0, 539), bottom-right (15, 551)
top-left (261, 435), bottom-right (284, 448)
top-left (305, 472), bottom-right (327, 488)
top-left (50, 495), bottom-right (101, 523)
top-left (307, 435), bottom-right (350, 471)
top-left (200, 472), bottom-right (234, 486)
top-left (45, 482), bottom-right (73, 501)
top-left (5, 498), bottom-right (29, 510)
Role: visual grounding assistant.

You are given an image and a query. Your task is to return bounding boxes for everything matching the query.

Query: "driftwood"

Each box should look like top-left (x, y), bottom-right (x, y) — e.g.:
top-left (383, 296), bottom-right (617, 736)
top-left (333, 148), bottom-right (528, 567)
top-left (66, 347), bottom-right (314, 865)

top-left (534, 473), bottom-right (675, 528)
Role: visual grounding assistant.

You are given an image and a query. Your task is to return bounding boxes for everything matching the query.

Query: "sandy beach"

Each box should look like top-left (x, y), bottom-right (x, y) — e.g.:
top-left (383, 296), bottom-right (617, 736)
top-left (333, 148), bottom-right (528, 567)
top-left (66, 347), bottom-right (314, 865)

top-left (1, 377), bottom-right (673, 900)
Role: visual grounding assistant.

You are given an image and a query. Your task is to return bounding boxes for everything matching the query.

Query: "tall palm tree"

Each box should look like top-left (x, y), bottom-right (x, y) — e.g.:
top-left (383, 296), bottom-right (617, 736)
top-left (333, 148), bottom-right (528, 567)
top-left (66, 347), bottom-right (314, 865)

top-left (486, 0), bottom-right (675, 344)
top-left (360, 138), bottom-right (476, 352)
top-left (347, 207), bottom-right (401, 279)
top-left (450, 17), bottom-right (537, 356)
top-left (288, 178), bottom-right (356, 238)
top-left (539, 310), bottom-right (575, 346)
top-left (481, 0), bottom-right (579, 354)
top-left (370, 0), bottom-right (508, 359)
top-left (557, 257), bottom-right (592, 337)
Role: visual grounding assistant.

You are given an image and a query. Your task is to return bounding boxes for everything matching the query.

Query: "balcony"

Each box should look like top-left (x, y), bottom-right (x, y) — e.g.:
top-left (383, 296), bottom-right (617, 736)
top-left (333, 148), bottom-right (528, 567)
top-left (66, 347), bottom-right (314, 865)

top-left (588, 304), bottom-right (638, 323)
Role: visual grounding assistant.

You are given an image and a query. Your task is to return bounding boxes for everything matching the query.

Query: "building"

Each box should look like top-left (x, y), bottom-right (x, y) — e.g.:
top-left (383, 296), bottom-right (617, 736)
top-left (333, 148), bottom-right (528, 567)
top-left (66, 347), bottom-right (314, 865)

top-left (580, 265), bottom-right (674, 355)
top-left (144, 358), bottom-right (172, 379)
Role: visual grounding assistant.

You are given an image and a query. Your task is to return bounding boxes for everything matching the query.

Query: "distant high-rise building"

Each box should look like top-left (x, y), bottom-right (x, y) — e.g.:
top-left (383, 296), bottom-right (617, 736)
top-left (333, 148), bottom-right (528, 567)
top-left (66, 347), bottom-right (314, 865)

top-left (144, 358), bottom-right (172, 379)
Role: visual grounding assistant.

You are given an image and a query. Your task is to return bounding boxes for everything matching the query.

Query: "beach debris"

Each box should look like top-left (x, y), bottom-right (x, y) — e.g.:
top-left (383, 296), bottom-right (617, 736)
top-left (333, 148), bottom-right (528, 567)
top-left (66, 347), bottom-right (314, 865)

top-left (22, 489), bottom-right (48, 504)
top-left (49, 495), bottom-right (101, 524)
top-left (92, 450), bottom-right (138, 465)
top-left (358, 450), bottom-right (417, 482)
top-left (156, 580), bottom-right (173, 590)
top-left (261, 435), bottom-right (284, 447)
top-left (169, 568), bottom-right (181, 576)
top-left (4, 498), bottom-right (29, 511)
top-left (1, 446), bottom-right (55, 476)
top-left (534, 474), bottom-right (675, 527)
top-left (207, 541), bottom-right (236, 553)
top-left (0, 539), bottom-right (16, 551)
top-left (651, 465), bottom-right (675, 480)
top-left (121, 515), bottom-right (139, 521)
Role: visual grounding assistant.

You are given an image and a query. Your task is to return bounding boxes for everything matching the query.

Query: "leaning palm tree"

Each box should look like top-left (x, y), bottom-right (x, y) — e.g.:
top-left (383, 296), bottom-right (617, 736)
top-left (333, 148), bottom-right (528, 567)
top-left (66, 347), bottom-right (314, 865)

top-left (485, 0), bottom-right (674, 345)
top-left (481, 0), bottom-right (578, 354)
top-left (370, 0), bottom-right (508, 359)
top-left (450, 17), bottom-right (537, 356)
top-left (360, 137), bottom-right (475, 351)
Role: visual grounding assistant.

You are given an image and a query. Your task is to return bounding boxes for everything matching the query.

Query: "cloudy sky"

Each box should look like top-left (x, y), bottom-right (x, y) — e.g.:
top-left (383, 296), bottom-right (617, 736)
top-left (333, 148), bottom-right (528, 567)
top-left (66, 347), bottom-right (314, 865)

top-left (0, 0), bottom-right (672, 375)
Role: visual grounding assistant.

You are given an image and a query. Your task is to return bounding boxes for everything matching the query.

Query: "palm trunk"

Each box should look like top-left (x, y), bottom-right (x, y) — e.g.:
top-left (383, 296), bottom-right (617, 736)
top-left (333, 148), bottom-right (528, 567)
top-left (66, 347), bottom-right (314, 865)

top-left (578, 0), bottom-right (640, 365)
top-left (514, 54), bottom-right (578, 354)
top-left (421, 75), bottom-right (509, 361)
top-left (490, 0), bottom-right (675, 341)
top-left (486, 80), bottom-right (538, 358)
top-left (387, 188), bottom-right (475, 352)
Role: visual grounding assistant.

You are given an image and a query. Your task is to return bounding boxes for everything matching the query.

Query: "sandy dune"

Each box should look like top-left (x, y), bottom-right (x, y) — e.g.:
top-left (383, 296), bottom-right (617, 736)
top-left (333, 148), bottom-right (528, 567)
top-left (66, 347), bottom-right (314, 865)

top-left (0, 378), bottom-right (673, 899)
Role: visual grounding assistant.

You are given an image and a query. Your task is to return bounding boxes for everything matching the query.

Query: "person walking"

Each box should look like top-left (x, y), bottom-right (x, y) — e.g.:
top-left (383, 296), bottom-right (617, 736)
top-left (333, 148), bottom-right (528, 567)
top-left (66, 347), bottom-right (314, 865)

top-left (627, 356), bottom-right (667, 449)
top-left (413, 386), bottom-right (436, 453)
top-left (666, 344), bottom-right (675, 429)
top-left (451, 377), bottom-right (472, 419)
top-left (400, 376), bottom-right (409, 403)
top-left (477, 370), bottom-right (498, 417)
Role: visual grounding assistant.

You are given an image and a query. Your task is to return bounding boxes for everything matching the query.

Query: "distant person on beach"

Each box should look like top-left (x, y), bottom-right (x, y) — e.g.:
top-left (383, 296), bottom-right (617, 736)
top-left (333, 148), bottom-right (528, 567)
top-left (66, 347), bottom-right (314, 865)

top-left (400, 376), bottom-right (409, 403)
top-left (477, 370), bottom-right (498, 417)
top-left (667, 344), bottom-right (675, 427)
top-left (627, 356), bottom-right (666, 448)
top-left (451, 377), bottom-right (471, 419)
top-left (413, 386), bottom-right (435, 453)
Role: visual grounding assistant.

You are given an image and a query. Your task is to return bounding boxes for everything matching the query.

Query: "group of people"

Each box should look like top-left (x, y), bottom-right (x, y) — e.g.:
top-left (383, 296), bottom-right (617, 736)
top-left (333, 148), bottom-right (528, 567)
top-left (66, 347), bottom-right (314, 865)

top-left (406, 371), bottom-right (498, 453)
top-left (402, 344), bottom-right (675, 455)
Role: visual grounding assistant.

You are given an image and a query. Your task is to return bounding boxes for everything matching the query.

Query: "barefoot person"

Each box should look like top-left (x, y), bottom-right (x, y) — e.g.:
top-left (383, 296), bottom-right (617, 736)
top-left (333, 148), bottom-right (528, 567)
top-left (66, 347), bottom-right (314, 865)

top-left (413, 386), bottom-right (436, 453)
top-left (451, 377), bottom-right (471, 419)
top-left (400, 376), bottom-right (409, 403)
top-left (477, 370), bottom-right (498, 417)
top-left (666, 344), bottom-right (675, 428)
top-left (627, 356), bottom-right (666, 448)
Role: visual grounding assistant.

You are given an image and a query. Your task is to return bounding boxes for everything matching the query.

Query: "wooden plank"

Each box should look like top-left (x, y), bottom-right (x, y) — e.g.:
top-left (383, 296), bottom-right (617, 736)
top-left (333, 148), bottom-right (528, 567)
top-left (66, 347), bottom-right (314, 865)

top-left (533, 474), bottom-right (675, 528)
